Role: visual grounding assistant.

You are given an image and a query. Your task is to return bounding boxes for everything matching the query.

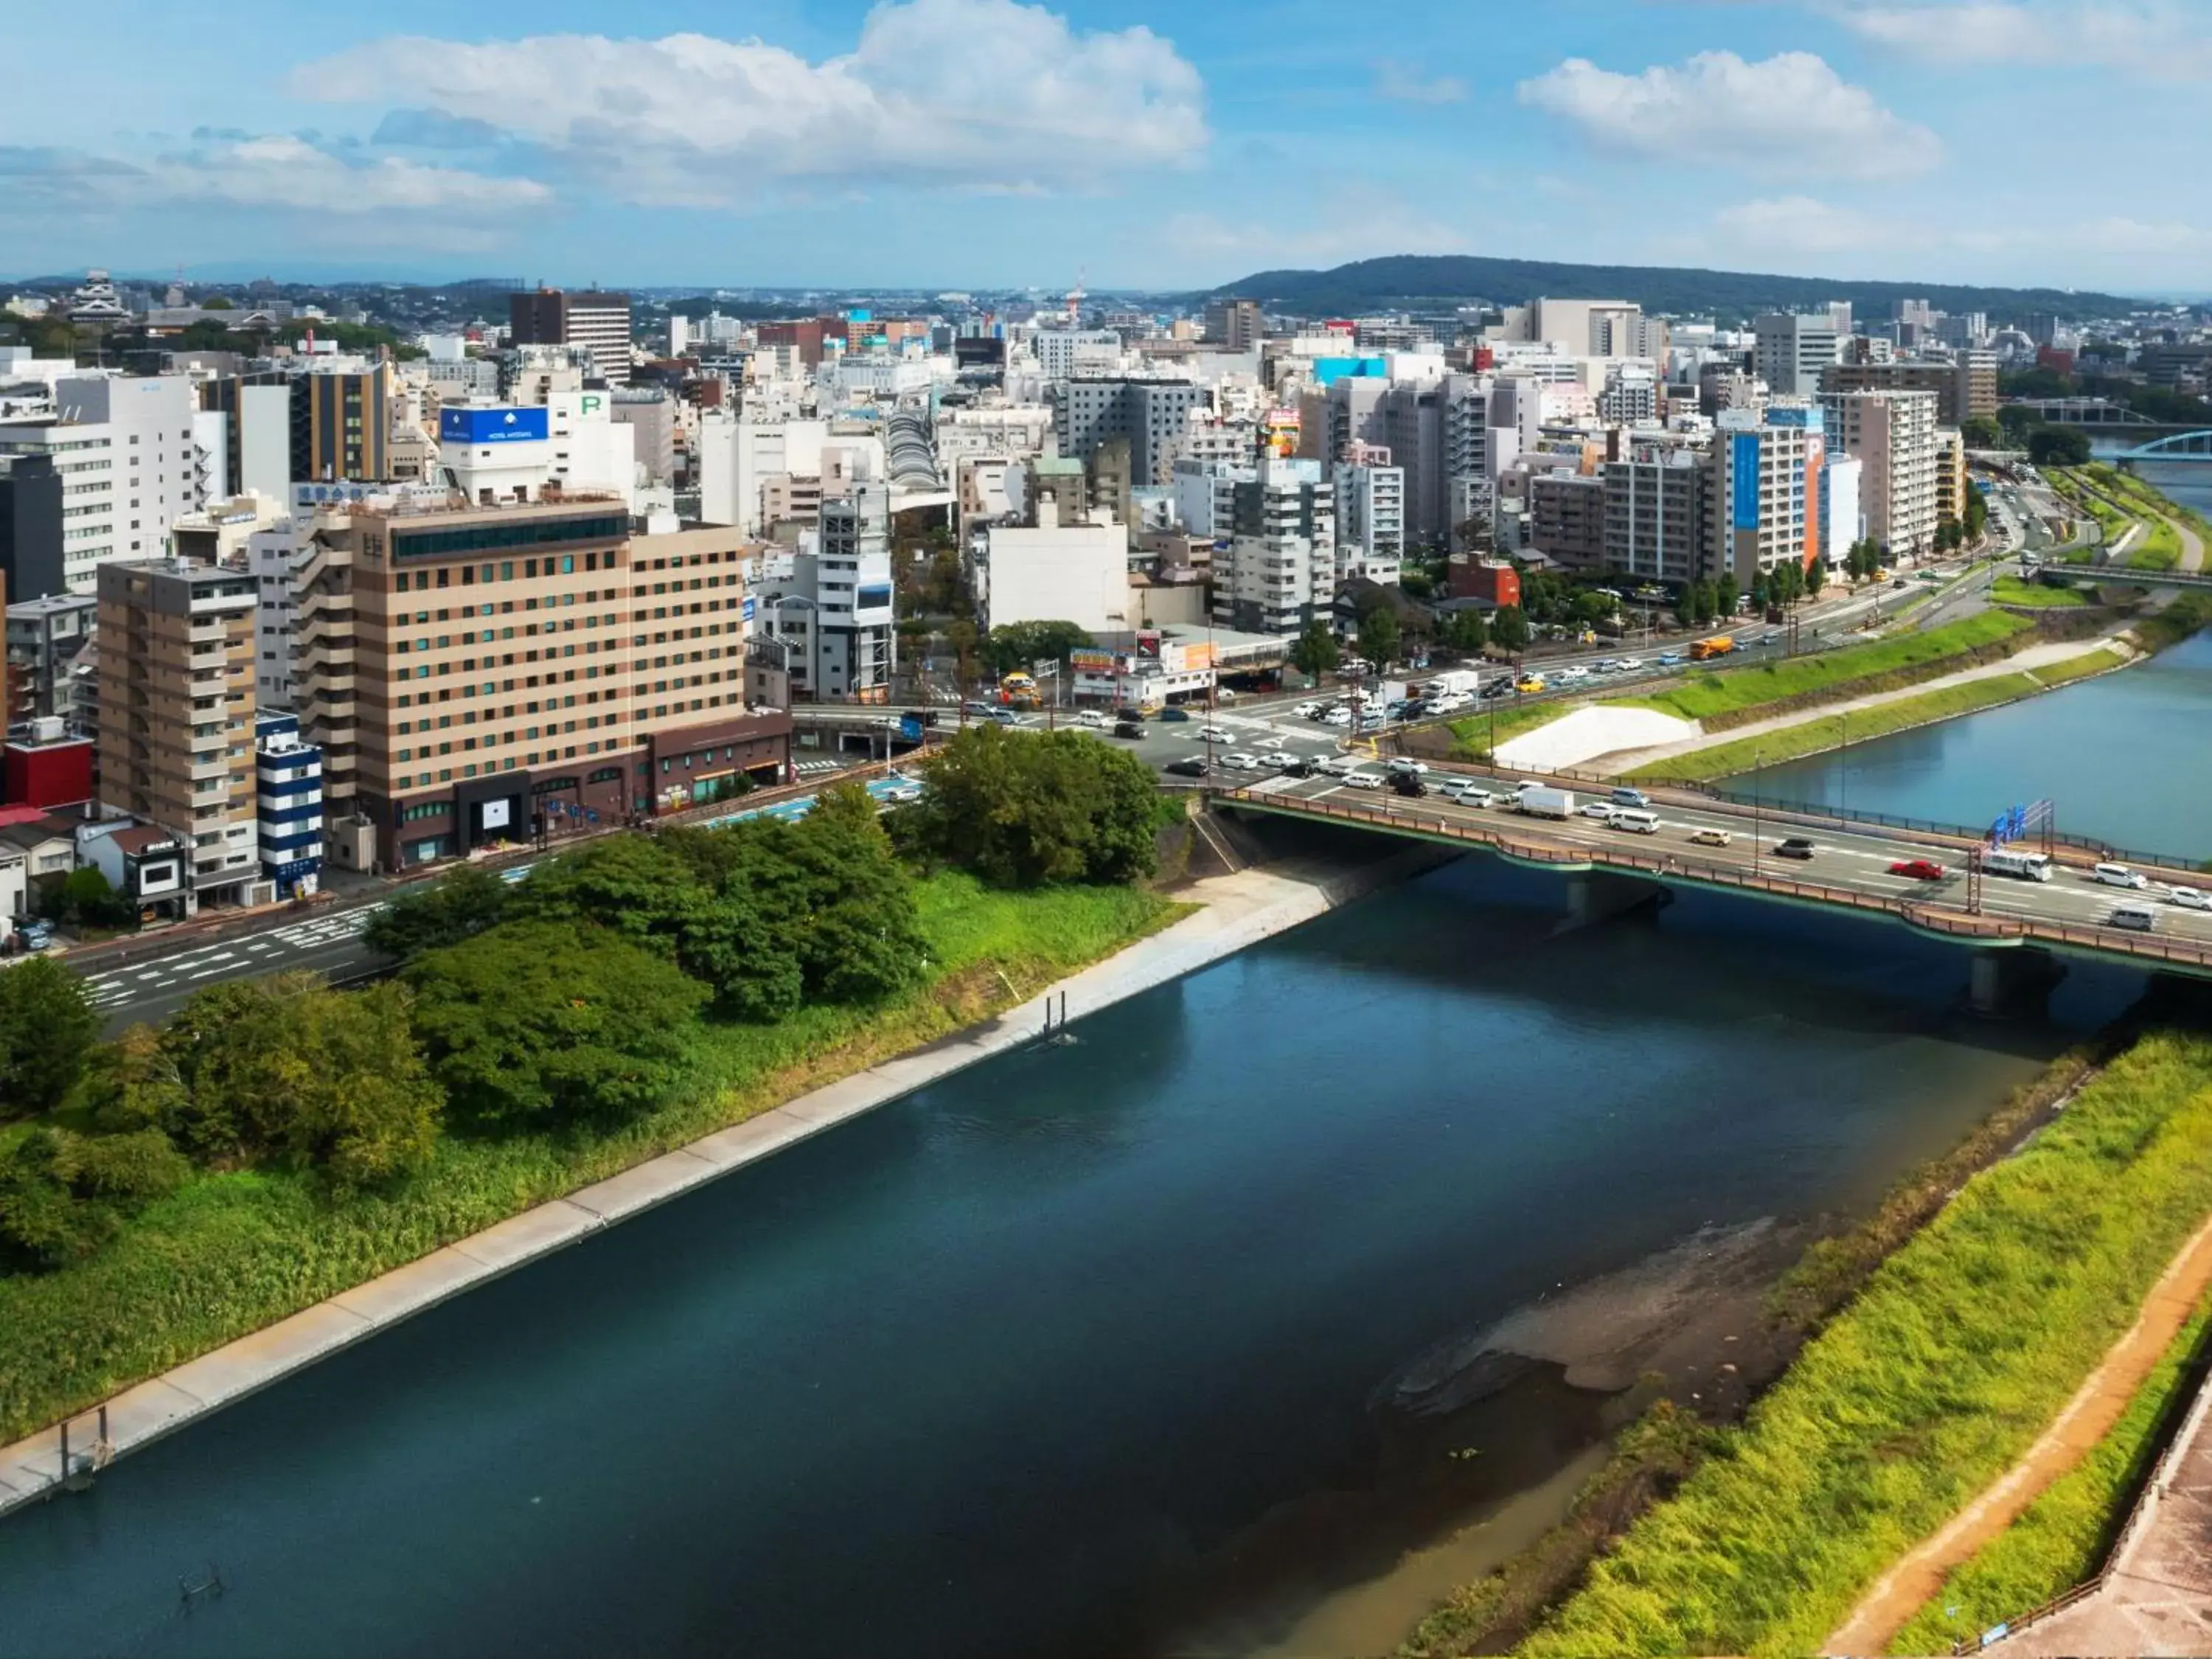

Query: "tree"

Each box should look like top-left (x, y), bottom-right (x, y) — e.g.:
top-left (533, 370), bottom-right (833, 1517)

top-left (1961, 414), bottom-right (2005, 450)
top-left (0, 958), bottom-right (100, 1117)
top-left (1691, 581), bottom-right (1717, 627)
top-left (1443, 607), bottom-right (1488, 655)
top-left (201, 295), bottom-right (235, 310)
top-left (364, 864), bottom-right (512, 961)
top-left (1489, 605), bottom-right (1531, 654)
top-left (508, 835), bottom-right (703, 959)
top-left (1964, 488), bottom-right (1989, 540)
top-left (984, 620), bottom-right (1093, 678)
top-left (1714, 573), bottom-right (1739, 619)
top-left (56, 866), bottom-right (134, 929)
top-left (2028, 427), bottom-right (2093, 467)
top-left (1805, 556), bottom-right (1829, 597)
top-left (144, 974), bottom-right (443, 1184)
top-left (1357, 608), bottom-right (1401, 671)
top-left (406, 923), bottom-right (706, 1127)
top-left (901, 726), bottom-right (1162, 888)
top-left (0, 1125), bottom-right (188, 1270)
top-left (1290, 621), bottom-right (1341, 678)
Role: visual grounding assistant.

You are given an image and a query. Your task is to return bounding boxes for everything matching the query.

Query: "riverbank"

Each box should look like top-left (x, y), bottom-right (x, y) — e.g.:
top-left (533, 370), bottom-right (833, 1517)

top-left (1492, 1023), bottom-right (2212, 1659)
top-left (1615, 639), bottom-right (2136, 785)
top-left (0, 848), bottom-right (1437, 1519)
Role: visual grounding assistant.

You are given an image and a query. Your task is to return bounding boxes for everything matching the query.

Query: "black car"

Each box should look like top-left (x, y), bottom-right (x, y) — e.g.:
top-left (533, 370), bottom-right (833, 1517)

top-left (1113, 706), bottom-right (1144, 723)
top-left (1391, 773), bottom-right (1428, 799)
top-left (1481, 681), bottom-right (1513, 700)
top-left (1775, 837), bottom-right (1817, 860)
top-left (1113, 720), bottom-right (1147, 740)
top-left (1281, 758), bottom-right (1316, 779)
top-left (1164, 757), bottom-right (1210, 777)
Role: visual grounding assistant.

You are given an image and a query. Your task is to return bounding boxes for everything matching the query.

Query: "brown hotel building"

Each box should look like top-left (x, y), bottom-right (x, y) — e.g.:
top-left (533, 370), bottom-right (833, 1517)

top-left (295, 498), bottom-right (791, 871)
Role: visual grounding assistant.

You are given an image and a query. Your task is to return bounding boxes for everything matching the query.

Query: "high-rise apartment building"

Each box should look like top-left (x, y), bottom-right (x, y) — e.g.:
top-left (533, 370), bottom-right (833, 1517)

top-left (1822, 389), bottom-right (1939, 559)
top-left (0, 374), bottom-right (206, 591)
top-left (1210, 457), bottom-right (1336, 635)
top-left (1332, 451), bottom-right (1406, 583)
top-left (1713, 410), bottom-right (1823, 585)
top-left (509, 289), bottom-right (633, 385)
top-left (296, 362), bottom-right (392, 483)
top-left (1753, 313), bottom-right (1841, 399)
top-left (1053, 378), bottom-right (1211, 487)
top-left (1603, 444), bottom-right (1714, 586)
top-left (293, 500), bottom-right (787, 869)
top-left (1528, 471), bottom-right (1607, 573)
top-left (95, 557), bottom-right (262, 907)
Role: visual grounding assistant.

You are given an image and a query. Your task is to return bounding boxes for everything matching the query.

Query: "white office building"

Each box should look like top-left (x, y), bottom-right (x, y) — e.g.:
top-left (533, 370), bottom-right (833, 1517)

top-left (978, 502), bottom-right (1130, 633)
top-left (1755, 313), bottom-right (1843, 399)
top-left (754, 484), bottom-right (895, 698)
top-left (697, 415), bottom-right (831, 535)
top-left (0, 374), bottom-right (206, 591)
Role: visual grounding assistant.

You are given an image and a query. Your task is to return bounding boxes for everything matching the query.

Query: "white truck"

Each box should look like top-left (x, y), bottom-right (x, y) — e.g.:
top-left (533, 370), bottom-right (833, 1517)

top-left (1517, 785), bottom-right (1575, 820)
top-left (1425, 669), bottom-right (1484, 699)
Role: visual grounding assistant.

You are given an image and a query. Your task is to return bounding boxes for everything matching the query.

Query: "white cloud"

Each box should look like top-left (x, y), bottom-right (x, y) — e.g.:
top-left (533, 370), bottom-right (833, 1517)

top-left (295, 0), bottom-right (1207, 206)
top-left (1826, 1), bottom-right (2212, 79)
top-left (1517, 50), bottom-right (1940, 181)
top-left (1373, 60), bottom-right (1469, 105)
top-left (0, 134), bottom-right (548, 218)
top-left (1711, 195), bottom-right (1894, 258)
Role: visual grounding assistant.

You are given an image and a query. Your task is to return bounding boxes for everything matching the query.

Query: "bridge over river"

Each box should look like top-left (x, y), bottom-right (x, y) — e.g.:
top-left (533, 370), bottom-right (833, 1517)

top-left (1217, 770), bottom-right (2212, 1010)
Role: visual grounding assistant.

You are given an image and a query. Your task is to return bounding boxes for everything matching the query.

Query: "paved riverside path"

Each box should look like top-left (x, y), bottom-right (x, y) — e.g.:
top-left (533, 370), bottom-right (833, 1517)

top-left (0, 851), bottom-right (1434, 1523)
top-left (1825, 1214), bottom-right (2212, 1655)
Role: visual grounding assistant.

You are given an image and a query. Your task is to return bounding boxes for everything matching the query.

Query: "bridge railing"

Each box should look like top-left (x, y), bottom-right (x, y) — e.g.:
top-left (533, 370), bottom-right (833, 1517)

top-left (1217, 788), bottom-right (2212, 972)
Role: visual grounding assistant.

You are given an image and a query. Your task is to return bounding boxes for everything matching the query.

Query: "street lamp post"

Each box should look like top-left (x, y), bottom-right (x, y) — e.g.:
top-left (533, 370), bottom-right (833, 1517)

top-left (1838, 709), bottom-right (1849, 821)
top-left (1753, 745), bottom-right (1764, 878)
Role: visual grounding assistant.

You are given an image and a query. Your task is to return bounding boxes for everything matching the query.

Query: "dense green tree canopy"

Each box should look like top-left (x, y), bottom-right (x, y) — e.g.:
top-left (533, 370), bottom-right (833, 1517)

top-left (0, 959), bottom-right (99, 1119)
top-left (902, 726), bottom-right (1161, 888)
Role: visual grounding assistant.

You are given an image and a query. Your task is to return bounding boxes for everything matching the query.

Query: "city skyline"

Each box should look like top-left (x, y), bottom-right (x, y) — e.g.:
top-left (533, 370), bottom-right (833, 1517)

top-left (7, 0), bottom-right (2212, 293)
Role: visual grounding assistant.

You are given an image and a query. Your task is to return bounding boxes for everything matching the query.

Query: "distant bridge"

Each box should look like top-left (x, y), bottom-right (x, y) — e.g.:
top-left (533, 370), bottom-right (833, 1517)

top-left (2114, 431), bottom-right (2212, 464)
top-left (2012, 398), bottom-right (2166, 429)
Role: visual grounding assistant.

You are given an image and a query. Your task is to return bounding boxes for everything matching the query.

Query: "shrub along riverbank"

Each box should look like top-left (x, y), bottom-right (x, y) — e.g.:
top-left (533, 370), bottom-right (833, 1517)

top-left (0, 732), bottom-right (1186, 1445)
top-left (1503, 1029), bottom-right (2212, 1659)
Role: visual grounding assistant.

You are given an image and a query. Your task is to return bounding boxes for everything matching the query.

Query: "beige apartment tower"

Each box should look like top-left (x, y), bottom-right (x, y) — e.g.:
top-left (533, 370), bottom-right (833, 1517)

top-left (95, 559), bottom-right (262, 903)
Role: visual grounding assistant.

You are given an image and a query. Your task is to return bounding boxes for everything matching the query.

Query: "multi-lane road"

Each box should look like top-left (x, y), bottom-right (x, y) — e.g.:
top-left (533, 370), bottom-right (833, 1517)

top-left (1226, 765), bottom-right (2212, 965)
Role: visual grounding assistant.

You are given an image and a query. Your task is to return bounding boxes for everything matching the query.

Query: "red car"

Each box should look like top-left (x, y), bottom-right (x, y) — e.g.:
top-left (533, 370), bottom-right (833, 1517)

top-left (1889, 859), bottom-right (1948, 881)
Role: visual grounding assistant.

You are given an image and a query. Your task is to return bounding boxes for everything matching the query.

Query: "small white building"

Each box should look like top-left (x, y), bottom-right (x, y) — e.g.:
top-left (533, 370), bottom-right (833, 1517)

top-left (978, 502), bottom-right (1131, 634)
top-left (255, 712), bottom-right (323, 898)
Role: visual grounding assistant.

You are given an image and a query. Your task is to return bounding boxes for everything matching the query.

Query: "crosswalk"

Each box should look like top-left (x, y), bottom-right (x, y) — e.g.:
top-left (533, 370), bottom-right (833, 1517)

top-left (74, 905), bottom-right (386, 1013)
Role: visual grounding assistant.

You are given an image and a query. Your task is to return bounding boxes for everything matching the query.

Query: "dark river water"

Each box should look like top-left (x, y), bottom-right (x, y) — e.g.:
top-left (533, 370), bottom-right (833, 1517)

top-left (0, 860), bottom-right (2145, 1659)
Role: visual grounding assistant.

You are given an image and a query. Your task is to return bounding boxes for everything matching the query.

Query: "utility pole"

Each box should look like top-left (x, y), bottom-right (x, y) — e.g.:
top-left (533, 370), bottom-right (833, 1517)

top-left (1752, 745), bottom-right (1764, 878)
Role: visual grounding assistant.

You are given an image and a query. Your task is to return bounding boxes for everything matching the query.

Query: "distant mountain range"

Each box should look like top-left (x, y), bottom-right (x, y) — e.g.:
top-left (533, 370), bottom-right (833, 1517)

top-left (1208, 254), bottom-right (2144, 324)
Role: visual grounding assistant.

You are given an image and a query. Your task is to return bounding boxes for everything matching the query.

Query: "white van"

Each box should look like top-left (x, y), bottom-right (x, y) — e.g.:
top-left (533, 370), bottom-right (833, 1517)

top-left (1610, 810), bottom-right (1663, 835)
top-left (2110, 903), bottom-right (2158, 933)
top-left (1985, 849), bottom-right (2053, 883)
top-left (2095, 863), bottom-right (2149, 890)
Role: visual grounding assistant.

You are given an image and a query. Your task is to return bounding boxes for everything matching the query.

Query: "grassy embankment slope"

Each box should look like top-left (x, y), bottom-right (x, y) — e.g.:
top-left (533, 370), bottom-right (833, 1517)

top-left (1508, 1030), bottom-right (2212, 1659)
top-left (1614, 611), bottom-right (2030, 726)
top-left (1624, 644), bottom-right (2125, 785)
top-left (2050, 465), bottom-right (2199, 571)
top-left (1888, 1289), bottom-right (2212, 1654)
top-left (1992, 573), bottom-right (2088, 608)
top-left (0, 874), bottom-right (1180, 1444)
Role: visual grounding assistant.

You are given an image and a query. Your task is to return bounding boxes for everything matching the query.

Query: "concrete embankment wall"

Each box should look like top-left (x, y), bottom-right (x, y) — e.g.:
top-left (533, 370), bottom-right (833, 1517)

top-left (0, 842), bottom-right (1446, 1523)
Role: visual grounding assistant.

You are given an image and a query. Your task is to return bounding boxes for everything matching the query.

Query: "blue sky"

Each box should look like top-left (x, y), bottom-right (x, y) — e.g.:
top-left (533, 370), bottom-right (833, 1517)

top-left (5, 0), bottom-right (2210, 293)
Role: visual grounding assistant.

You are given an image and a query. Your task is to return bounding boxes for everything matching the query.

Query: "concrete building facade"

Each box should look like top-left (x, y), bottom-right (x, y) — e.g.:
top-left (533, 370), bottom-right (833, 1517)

top-left (1823, 389), bottom-right (1940, 559)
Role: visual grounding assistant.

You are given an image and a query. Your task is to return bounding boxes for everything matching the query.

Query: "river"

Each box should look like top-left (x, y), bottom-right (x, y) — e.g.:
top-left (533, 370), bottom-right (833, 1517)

top-left (0, 860), bottom-right (2147, 1659)
top-left (1752, 597), bottom-right (2212, 866)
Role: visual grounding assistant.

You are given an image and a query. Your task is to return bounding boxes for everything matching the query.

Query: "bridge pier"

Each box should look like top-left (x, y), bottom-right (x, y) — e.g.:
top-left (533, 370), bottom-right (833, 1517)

top-left (1969, 945), bottom-right (2065, 1018)
top-left (1565, 871), bottom-right (1672, 930)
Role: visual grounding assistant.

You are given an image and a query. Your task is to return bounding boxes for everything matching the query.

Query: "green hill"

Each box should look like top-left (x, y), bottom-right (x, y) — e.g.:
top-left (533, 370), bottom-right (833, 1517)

top-left (1210, 254), bottom-right (2139, 324)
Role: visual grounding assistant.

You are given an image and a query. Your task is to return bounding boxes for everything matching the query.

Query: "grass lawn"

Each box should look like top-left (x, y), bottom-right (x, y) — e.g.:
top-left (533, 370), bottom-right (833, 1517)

top-left (1613, 613), bottom-right (2030, 726)
top-left (2028, 647), bottom-right (2126, 690)
top-left (1624, 671), bottom-right (2044, 785)
top-left (1515, 1031), bottom-right (2212, 1659)
top-left (1991, 574), bottom-right (2088, 608)
top-left (2128, 516), bottom-right (2183, 571)
top-left (0, 874), bottom-right (1185, 1445)
top-left (1888, 1292), bottom-right (2212, 1655)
